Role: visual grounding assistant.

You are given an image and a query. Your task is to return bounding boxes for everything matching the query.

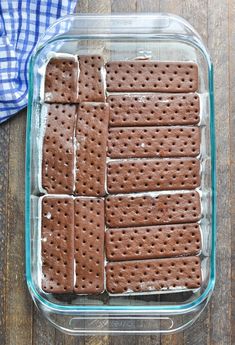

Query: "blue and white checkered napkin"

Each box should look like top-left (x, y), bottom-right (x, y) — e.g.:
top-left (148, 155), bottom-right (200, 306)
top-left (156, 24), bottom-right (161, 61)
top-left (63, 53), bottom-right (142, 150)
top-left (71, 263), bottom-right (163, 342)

top-left (0, 0), bottom-right (77, 123)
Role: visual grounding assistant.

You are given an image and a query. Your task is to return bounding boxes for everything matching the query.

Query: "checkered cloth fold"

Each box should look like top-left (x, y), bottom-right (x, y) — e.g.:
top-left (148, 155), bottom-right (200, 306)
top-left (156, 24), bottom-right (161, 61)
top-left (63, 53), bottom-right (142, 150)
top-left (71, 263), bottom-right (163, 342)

top-left (0, 0), bottom-right (77, 123)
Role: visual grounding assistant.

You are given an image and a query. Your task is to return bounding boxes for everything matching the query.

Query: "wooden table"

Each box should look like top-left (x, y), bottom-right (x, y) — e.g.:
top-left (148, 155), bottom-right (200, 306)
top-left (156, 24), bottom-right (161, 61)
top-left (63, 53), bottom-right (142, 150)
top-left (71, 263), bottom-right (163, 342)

top-left (0, 0), bottom-right (234, 344)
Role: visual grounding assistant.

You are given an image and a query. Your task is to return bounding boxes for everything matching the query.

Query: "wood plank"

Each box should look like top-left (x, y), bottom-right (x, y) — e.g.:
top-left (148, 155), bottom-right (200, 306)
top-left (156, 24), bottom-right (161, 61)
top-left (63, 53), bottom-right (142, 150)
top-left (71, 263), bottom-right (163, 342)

top-left (207, 0), bottom-right (231, 344)
top-left (183, 307), bottom-right (211, 345)
top-left (229, 0), bottom-right (235, 344)
top-left (5, 111), bottom-right (33, 345)
top-left (54, 330), bottom-right (85, 345)
top-left (76, 0), bottom-right (88, 12)
top-left (109, 335), bottom-right (137, 345)
top-left (136, 0), bottom-right (159, 12)
top-left (65, 335), bottom-right (84, 345)
top-left (39, 312), bottom-right (85, 344)
top-left (84, 335), bottom-right (109, 345)
top-left (160, 333), bottom-right (183, 345)
top-left (0, 121), bottom-right (9, 345)
top-left (32, 307), bottom-right (55, 345)
top-left (181, 0), bottom-right (208, 44)
top-left (111, 0), bottom-right (136, 12)
top-left (88, 0), bottom-right (111, 12)
top-left (159, 0), bottom-right (182, 15)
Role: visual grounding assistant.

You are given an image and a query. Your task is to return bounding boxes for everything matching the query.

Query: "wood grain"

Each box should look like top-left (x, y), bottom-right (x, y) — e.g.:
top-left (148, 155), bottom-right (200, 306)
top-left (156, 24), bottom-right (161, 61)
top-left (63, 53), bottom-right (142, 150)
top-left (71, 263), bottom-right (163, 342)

top-left (136, 0), bottom-right (160, 12)
top-left (0, 0), bottom-right (233, 344)
top-left (0, 121), bottom-right (9, 345)
top-left (111, 0), bottom-right (135, 12)
top-left (32, 308), bottom-right (55, 345)
top-left (181, 2), bottom-right (211, 345)
top-left (207, 1), bottom-right (231, 344)
top-left (5, 111), bottom-right (33, 345)
top-left (229, 2), bottom-right (235, 345)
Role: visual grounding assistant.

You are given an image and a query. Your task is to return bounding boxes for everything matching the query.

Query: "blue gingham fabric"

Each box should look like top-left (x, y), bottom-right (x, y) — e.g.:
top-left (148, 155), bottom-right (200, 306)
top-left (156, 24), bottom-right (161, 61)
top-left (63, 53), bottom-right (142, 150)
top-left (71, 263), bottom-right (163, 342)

top-left (0, 0), bottom-right (77, 123)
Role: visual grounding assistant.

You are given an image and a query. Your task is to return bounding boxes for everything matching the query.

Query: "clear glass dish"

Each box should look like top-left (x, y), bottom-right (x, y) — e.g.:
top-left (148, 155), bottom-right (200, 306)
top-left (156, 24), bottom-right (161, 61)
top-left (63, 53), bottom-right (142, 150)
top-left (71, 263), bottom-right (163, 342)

top-left (25, 13), bottom-right (216, 335)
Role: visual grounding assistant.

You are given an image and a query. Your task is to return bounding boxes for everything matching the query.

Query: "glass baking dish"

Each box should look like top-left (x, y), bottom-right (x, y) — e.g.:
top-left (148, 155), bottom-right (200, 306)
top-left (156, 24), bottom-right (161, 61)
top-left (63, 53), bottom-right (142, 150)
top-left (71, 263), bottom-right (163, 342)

top-left (25, 13), bottom-right (216, 335)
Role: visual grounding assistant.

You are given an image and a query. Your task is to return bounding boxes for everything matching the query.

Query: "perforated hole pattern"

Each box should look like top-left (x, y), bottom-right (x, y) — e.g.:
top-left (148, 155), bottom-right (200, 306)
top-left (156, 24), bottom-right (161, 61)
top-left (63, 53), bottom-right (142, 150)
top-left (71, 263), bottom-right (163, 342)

top-left (108, 93), bottom-right (200, 127)
top-left (106, 61), bottom-right (199, 93)
top-left (107, 126), bottom-right (200, 159)
top-left (106, 256), bottom-right (201, 294)
top-left (77, 55), bottom-right (105, 102)
top-left (42, 104), bottom-right (76, 194)
top-left (75, 102), bottom-right (109, 196)
top-left (45, 58), bottom-right (78, 103)
top-left (106, 192), bottom-right (201, 228)
top-left (105, 223), bottom-right (201, 261)
top-left (74, 198), bottom-right (105, 294)
top-left (41, 196), bottom-right (74, 293)
top-left (41, 56), bottom-right (202, 295)
top-left (107, 158), bottom-right (200, 194)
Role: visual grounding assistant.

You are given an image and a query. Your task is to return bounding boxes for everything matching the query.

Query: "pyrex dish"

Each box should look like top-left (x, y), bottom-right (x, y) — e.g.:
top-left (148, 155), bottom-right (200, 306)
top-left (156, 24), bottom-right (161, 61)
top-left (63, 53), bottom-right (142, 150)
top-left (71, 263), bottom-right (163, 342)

top-left (26, 13), bottom-right (216, 334)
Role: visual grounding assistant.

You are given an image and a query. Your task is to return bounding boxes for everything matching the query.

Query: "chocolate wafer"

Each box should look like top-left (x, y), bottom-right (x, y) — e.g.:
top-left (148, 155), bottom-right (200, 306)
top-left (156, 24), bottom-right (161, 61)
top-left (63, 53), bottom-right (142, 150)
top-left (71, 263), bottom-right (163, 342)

top-left (108, 94), bottom-right (200, 127)
top-left (44, 57), bottom-right (78, 103)
top-left (107, 126), bottom-right (200, 159)
top-left (107, 158), bottom-right (200, 194)
top-left (42, 104), bottom-right (76, 194)
top-left (106, 223), bottom-right (201, 261)
top-left (41, 196), bottom-right (74, 293)
top-left (77, 55), bottom-right (105, 102)
top-left (75, 103), bottom-right (109, 196)
top-left (105, 191), bottom-right (201, 228)
top-left (74, 198), bottom-right (105, 294)
top-left (106, 61), bottom-right (198, 93)
top-left (106, 256), bottom-right (201, 294)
